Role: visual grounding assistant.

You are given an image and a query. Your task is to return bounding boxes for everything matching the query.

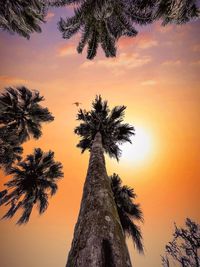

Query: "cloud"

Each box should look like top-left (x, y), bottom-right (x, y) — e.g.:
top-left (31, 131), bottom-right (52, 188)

top-left (192, 44), bottom-right (200, 52)
top-left (162, 60), bottom-right (181, 66)
top-left (141, 80), bottom-right (157, 86)
top-left (118, 34), bottom-right (158, 50)
top-left (190, 60), bottom-right (200, 66)
top-left (0, 76), bottom-right (27, 85)
top-left (81, 52), bottom-right (152, 75)
top-left (46, 12), bottom-right (55, 21)
top-left (57, 43), bottom-right (77, 57)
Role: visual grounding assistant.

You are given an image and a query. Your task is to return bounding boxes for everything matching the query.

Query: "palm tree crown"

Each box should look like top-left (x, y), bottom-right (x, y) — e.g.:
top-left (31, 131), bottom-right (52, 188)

top-left (110, 173), bottom-right (144, 253)
top-left (74, 95), bottom-right (134, 160)
top-left (0, 148), bottom-right (63, 224)
top-left (0, 86), bottom-right (54, 144)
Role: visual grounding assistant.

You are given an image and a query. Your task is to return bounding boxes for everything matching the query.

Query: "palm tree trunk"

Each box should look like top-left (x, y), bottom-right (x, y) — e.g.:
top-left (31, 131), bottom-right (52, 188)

top-left (66, 132), bottom-right (132, 267)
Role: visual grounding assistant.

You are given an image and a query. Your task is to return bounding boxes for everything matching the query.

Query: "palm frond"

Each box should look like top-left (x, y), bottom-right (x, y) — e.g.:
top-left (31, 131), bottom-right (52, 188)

top-left (110, 173), bottom-right (144, 253)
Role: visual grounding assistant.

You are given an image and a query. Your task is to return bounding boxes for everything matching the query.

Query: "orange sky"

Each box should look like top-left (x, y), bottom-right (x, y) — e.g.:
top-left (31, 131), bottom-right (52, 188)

top-left (0, 7), bottom-right (200, 267)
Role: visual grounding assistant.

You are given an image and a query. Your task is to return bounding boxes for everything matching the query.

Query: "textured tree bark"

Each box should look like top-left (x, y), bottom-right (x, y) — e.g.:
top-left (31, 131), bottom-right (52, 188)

top-left (66, 132), bottom-right (132, 267)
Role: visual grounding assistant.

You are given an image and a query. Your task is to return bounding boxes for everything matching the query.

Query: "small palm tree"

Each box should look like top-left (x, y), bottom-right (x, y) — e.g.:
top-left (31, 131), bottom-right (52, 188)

top-left (0, 148), bottom-right (63, 224)
top-left (0, 86), bottom-right (54, 144)
top-left (110, 173), bottom-right (144, 253)
top-left (0, 0), bottom-right (46, 38)
top-left (75, 95), bottom-right (134, 160)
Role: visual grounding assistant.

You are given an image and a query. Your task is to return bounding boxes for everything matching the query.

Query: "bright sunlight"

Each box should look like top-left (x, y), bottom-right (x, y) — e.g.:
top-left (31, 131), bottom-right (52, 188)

top-left (121, 126), bottom-right (153, 165)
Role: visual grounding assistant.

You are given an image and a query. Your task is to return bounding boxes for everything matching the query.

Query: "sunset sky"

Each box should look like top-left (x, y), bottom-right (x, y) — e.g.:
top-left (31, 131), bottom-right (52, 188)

top-left (0, 5), bottom-right (200, 267)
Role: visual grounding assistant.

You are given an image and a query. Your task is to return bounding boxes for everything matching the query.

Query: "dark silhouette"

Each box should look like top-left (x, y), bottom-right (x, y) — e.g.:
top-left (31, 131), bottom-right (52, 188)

top-left (0, 86), bottom-right (54, 143)
top-left (74, 95), bottom-right (134, 160)
top-left (0, 137), bottom-right (23, 172)
top-left (0, 86), bottom-right (54, 171)
top-left (110, 173), bottom-right (144, 253)
top-left (161, 218), bottom-right (200, 267)
top-left (1, 1), bottom-right (199, 58)
top-left (0, 86), bottom-right (63, 224)
top-left (66, 96), bottom-right (135, 266)
top-left (0, 148), bottom-right (63, 224)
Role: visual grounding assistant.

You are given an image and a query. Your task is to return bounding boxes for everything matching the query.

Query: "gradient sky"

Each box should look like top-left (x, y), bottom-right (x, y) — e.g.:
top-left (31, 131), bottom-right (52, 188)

top-left (0, 6), bottom-right (200, 267)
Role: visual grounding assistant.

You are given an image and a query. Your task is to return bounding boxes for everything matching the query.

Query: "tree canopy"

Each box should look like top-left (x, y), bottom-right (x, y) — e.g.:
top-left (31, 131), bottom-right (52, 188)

top-left (0, 86), bottom-right (63, 224)
top-left (74, 95), bottom-right (134, 160)
top-left (0, 86), bottom-right (54, 171)
top-left (0, 148), bottom-right (63, 224)
top-left (162, 218), bottom-right (200, 267)
top-left (0, 0), bottom-right (199, 58)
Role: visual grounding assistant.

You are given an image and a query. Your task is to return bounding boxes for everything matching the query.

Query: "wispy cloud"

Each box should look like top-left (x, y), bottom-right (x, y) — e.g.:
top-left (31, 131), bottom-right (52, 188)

top-left (81, 52), bottom-right (152, 75)
top-left (141, 80), bottom-right (157, 86)
top-left (190, 60), bottom-right (200, 67)
top-left (0, 76), bottom-right (27, 86)
top-left (118, 34), bottom-right (158, 50)
top-left (162, 60), bottom-right (181, 67)
top-left (46, 12), bottom-right (55, 21)
top-left (57, 43), bottom-right (77, 57)
top-left (192, 44), bottom-right (200, 52)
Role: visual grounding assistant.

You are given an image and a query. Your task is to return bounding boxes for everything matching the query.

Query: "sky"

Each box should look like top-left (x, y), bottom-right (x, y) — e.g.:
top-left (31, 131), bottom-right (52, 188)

top-left (0, 5), bottom-right (200, 267)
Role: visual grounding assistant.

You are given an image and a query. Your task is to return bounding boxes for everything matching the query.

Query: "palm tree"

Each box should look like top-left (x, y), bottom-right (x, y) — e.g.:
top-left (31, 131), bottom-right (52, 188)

top-left (110, 173), bottom-right (143, 253)
top-left (58, 0), bottom-right (199, 59)
top-left (66, 95), bottom-right (135, 267)
top-left (0, 86), bottom-right (54, 145)
top-left (0, 0), bottom-right (47, 38)
top-left (0, 148), bottom-right (63, 224)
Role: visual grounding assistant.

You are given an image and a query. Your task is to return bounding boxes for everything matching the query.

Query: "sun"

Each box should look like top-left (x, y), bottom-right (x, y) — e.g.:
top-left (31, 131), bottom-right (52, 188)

top-left (121, 126), bottom-right (153, 165)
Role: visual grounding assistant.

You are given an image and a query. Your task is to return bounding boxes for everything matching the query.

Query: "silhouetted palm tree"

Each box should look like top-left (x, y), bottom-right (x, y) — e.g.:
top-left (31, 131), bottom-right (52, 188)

top-left (0, 148), bottom-right (63, 224)
top-left (110, 173), bottom-right (143, 253)
top-left (0, 86), bottom-right (54, 144)
top-left (0, 0), bottom-right (46, 38)
top-left (75, 95), bottom-right (134, 160)
top-left (66, 96), bottom-right (135, 267)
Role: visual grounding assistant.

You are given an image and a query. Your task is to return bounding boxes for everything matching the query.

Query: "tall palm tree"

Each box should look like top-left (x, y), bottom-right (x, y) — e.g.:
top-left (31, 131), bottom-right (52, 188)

top-left (66, 96), bottom-right (134, 267)
top-left (0, 148), bottom-right (63, 224)
top-left (110, 173), bottom-right (144, 253)
top-left (0, 0), bottom-right (47, 38)
top-left (0, 86), bottom-right (54, 145)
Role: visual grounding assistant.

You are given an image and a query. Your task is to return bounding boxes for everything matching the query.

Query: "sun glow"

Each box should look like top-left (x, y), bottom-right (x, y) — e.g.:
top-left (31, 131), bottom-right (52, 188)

top-left (121, 126), bottom-right (153, 165)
